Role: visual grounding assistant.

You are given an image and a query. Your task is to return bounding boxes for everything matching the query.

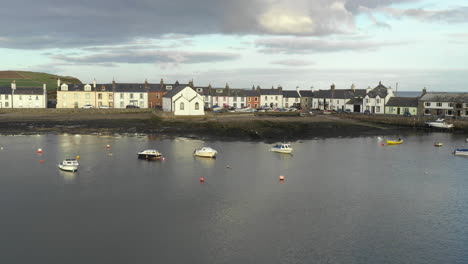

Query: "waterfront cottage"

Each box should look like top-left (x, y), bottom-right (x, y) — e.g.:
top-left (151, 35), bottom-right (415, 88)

top-left (228, 88), bottom-right (247, 109)
top-left (419, 90), bottom-right (468, 117)
top-left (0, 81), bottom-right (47, 108)
top-left (56, 81), bottom-right (97, 108)
top-left (299, 90), bottom-right (314, 111)
top-left (282, 88), bottom-right (301, 109)
top-left (259, 87), bottom-right (283, 108)
top-left (385, 97), bottom-right (419, 116)
top-left (163, 86), bottom-right (205, 115)
top-left (313, 84), bottom-right (366, 112)
top-left (148, 80), bottom-right (177, 109)
top-left (362, 82), bottom-right (394, 114)
top-left (113, 82), bottom-right (149, 108)
top-left (245, 89), bottom-right (260, 109)
top-left (194, 86), bottom-right (212, 108)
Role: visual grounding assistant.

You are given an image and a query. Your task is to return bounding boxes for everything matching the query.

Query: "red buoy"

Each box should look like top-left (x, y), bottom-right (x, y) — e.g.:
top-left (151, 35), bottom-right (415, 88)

top-left (39, 160), bottom-right (44, 164)
top-left (381, 143), bottom-right (385, 146)
top-left (200, 177), bottom-right (205, 183)
top-left (279, 175), bottom-right (285, 181)
top-left (37, 148), bottom-right (43, 154)
top-left (106, 144), bottom-right (110, 149)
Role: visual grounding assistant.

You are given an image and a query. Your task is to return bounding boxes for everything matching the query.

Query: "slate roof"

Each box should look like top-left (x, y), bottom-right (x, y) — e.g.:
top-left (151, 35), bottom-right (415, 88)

top-left (113, 83), bottom-right (150, 93)
top-left (0, 86), bottom-right (43, 95)
top-left (367, 82), bottom-right (389, 98)
top-left (299, 90), bottom-right (314, 97)
top-left (210, 87), bottom-right (230, 96)
top-left (314, 89), bottom-right (366, 99)
top-left (163, 85), bottom-right (188, 98)
top-left (193, 86), bottom-right (211, 96)
top-left (346, 97), bottom-right (363, 105)
top-left (420, 92), bottom-right (468, 103)
top-left (58, 83), bottom-right (93, 92)
top-left (229, 88), bottom-right (246, 97)
top-left (386, 97), bottom-right (419, 107)
top-left (244, 90), bottom-right (259, 97)
top-left (282, 90), bottom-right (300, 98)
top-left (259, 88), bottom-right (282, 95)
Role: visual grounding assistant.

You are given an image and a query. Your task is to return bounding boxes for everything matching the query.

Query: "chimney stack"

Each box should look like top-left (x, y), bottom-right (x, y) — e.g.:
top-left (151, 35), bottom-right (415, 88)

top-left (331, 83), bottom-right (335, 91)
top-left (93, 78), bottom-right (96, 88)
top-left (57, 78), bottom-right (60, 88)
top-left (11, 80), bottom-right (16, 90)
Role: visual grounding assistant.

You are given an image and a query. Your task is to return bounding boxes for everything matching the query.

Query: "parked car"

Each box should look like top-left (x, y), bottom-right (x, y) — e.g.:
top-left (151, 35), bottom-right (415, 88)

top-left (364, 110), bottom-right (371, 115)
top-left (345, 109), bottom-right (351, 113)
top-left (81, 104), bottom-right (94, 109)
top-left (99, 105), bottom-right (110, 109)
top-left (403, 111), bottom-right (411, 116)
top-left (126, 105), bottom-right (140, 108)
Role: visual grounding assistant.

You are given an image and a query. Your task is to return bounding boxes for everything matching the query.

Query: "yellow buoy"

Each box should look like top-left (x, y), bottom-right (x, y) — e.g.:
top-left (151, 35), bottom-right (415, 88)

top-left (76, 155), bottom-right (81, 160)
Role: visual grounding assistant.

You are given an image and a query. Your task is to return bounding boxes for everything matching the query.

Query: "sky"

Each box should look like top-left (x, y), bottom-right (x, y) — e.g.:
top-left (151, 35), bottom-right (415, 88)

top-left (1, 0), bottom-right (468, 91)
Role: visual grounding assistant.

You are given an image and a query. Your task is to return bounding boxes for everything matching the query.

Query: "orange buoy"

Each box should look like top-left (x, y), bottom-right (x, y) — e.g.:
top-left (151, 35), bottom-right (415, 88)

top-left (279, 175), bottom-right (285, 181)
top-left (39, 160), bottom-right (44, 164)
top-left (200, 177), bottom-right (205, 183)
top-left (37, 148), bottom-right (43, 154)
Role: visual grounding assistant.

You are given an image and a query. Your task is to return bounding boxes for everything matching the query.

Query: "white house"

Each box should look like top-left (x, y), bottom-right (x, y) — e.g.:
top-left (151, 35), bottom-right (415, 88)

top-left (113, 83), bottom-right (149, 108)
top-left (259, 88), bottom-right (283, 108)
top-left (282, 89), bottom-right (301, 108)
top-left (362, 82), bottom-right (394, 114)
top-left (0, 81), bottom-right (47, 108)
top-left (312, 84), bottom-right (366, 111)
top-left (163, 86), bottom-right (205, 115)
top-left (420, 90), bottom-right (468, 117)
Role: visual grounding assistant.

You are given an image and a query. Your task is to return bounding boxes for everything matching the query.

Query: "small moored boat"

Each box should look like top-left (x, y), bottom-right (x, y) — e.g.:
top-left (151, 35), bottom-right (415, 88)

top-left (194, 147), bottom-right (218, 158)
top-left (425, 118), bottom-right (454, 129)
top-left (137, 149), bottom-right (163, 160)
top-left (58, 159), bottom-right (79, 172)
top-left (454, 149), bottom-right (468, 156)
top-left (386, 139), bottom-right (404, 145)
top-left (434, 142), bottom-right (443, 147)
top-left (271, 143), bottom-right (293, 154)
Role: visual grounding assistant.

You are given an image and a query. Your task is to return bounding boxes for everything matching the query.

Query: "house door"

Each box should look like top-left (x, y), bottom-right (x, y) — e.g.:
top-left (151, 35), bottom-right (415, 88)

top-left (397, 108), bottom-right (400, 115)
top-left (457, 110), bottom-right (462, 116)
top-left (353, 105), bottom-right (360, 112)
top-left (0, 102), bottom-right (2, 108)
top-left (371, 106), bottom-right (375, 113)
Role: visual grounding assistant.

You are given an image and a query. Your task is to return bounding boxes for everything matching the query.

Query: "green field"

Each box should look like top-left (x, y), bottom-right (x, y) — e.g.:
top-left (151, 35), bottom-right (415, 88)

top-left (0, 71), bottom-right (82, 93)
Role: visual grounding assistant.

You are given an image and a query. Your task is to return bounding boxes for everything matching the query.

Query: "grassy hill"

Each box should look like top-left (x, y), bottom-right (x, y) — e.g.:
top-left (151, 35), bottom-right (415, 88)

top-left (0, 71), bottom-right (82, 93)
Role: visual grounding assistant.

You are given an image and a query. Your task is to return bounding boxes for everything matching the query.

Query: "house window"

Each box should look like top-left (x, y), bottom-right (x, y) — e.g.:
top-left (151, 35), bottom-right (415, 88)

top-left (140, 93), bottom-right (143, 99)
top-left (98, 93), bottom-right (102, 99)
top-left (109, 94), bottom-right (113, 100)
top-left (248, 98), bottom-right (251, 102)
top-left (366, 106), bottom-right (370, 110)
top-left (436, 102), bottom-right (442, 107)
top-left (265, 96), bottom-right (267, 100)
top-left (196, 88), bottom-right (203, 92)
top-left (120, 101), bottom-right (124, 108)
top-left (36, 96), bottom-right (39, 100)
top-left (389, 107), bottom-right (393, 112)
top-left (195, 102), bottom-right (199, 110)
top-left (425, 102), bottom-right (430, 107)
top-left (166, 86), bottom-right (172, 90)
top-left (255, 98), bottom-right (258, 102)
top-left (139, 101), bottom-right (144, 107)
top-left (216, 89), bottom-right (222, 93)
top-left (376, 106), bottom-right (381, 112)
top-left (130, 94), bottom-right (134, 99)
top-left (465, 110), bottom-right (468, 116)
top-left (5, 102), bottom-right (9, 107)
top-left (254, 103), bottom-right (258, 108)
top-left (366, 99), bottom-right (369, 103)
top-left (425, 109), bottom-right (430, 115)
top-left (180, 102), bottom-right (184, 110)
top-left (376, 99), bottom-right (380, 103)
top-left (156, 94), bottom-right (160, 99)
top-left (85, 93), bottom-right (90, 99)
top-left (234, 97), bottom-right (237, 102)
top-left (204, 97), bottom-right (208, 102)
top-left (275, 96), bottom-right (278, 100)
top-left (447, 110), bottom-right (453, 116)
top-left (5, 95), bottom-right (8, 100)
top-left (120, 93), bottom-right (124, 99)
top-left (449, 103), bottom-right (454, 107)
top-left (241, 97), bottom-right (244, 102)
top-left (19, 96), bottom-right (22, 100)
top-left (233, 103), bottom-right (237, 108)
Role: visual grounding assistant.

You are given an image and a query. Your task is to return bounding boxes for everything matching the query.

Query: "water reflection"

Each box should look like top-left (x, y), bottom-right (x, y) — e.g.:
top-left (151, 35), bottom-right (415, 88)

top-left (59, 170), bottom-right (77, 184)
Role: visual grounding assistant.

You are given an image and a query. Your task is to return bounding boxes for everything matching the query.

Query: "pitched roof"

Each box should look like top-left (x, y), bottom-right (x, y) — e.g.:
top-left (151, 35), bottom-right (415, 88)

top-left (163, 85), bottom-right (188, 98)
top-left (367, 82), bottom-right (389, 98)
top-left (0, 86), bottom-right (12, 94)
top-left (282, 90), bottom-right (300, 98)
top-left (420, 92), bottom-right (468, 103)
top-left (259, 88), bottom-right (282, 95)
top-left (15, 87), bottom-right (44, 95)
top-left (346, 97), bottom-right (363, 105)
top-left (386, 97), bottom-right (419, 107)
top-left (314, 89), bottom-right (366, 99)
top-left (244, 90), bottom-right (259, 97)
top-left (229, 88), bottom-right (246, 97)
top-left (113, 83), bottom-right (150, 93)
top-left (210, 87), bottom-right (230, 96)
top-left (299, 90), bottom-right (314, 97)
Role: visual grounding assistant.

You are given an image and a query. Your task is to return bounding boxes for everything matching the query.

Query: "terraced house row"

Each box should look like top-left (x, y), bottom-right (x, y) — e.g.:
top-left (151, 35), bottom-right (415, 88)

top-left (3, 78), bottom-right (468, 118)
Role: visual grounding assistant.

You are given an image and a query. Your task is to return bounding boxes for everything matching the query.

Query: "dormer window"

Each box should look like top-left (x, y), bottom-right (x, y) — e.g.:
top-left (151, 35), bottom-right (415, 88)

top-left (101, 86), bottom-right (106, 91)
top-left (61, 84), bottom-right (68, 91)
top-left (196, 88), bottom-right (203, 92)
top-left (216, 89), bottom-right (223, 93)
top-left (84, 84), bottom-right (92, 91)
top-left (166, 86), bottom-right (172, 90)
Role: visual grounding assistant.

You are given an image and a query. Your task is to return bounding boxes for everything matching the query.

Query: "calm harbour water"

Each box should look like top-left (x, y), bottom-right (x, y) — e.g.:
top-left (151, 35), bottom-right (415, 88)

top-left (0, 133), bottom-right (467, 264)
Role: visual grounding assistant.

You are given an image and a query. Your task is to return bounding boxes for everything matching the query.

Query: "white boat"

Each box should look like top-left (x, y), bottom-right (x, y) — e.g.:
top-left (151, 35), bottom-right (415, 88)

top-left (454, 149), bottom-right (468, 156)
top-left (194, 147), bottom-right (218, 158)
top-left (425, 118), bottom-right (454, 129)
top-left (137, 149), bottom-right (163, 160)
top-left (58, 159), bottom-right (79, 172)
top-left (270, 143), bottom-right (293, 154)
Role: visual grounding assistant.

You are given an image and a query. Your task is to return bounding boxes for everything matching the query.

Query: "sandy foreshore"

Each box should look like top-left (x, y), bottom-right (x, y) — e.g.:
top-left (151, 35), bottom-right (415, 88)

top-left (0, 109), bottom-right (412, 140)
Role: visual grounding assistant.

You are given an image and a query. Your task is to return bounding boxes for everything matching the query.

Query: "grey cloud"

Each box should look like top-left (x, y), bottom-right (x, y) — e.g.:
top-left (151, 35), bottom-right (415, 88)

top-left (256, 37), bottom-right (400, 54)
top-left (0, 0), bottom-right (361, 49)
top-left (50, 50), bottom-right (240, 65)
top-left (383, 6), bottom-right (468, 23)
top-left (344, 0), bottom-right (418, 13)
top-left (270, 60), bottom-right (315, 67)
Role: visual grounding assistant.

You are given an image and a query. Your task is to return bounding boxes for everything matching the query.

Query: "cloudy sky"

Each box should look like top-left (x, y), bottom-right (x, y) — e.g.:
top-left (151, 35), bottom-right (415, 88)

top-left (1, 0), bottom-right (467, 91)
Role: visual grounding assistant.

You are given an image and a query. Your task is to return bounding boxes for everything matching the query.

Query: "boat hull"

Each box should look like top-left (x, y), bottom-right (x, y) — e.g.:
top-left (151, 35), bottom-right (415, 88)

top-left (425, 122), bottom-right (454, 129)
top-left (270, 148), bottom-right (293, 154)
top-left (455, 149), bottom-right (468, 156)
top-left (194, 151), bottom-right (217, 158)
top-left (386, 140), bottom-right (403, 145)
top-left (58, 165), bottom-right (78, 172)
top-left (138, 154), bottom-right (162, 160)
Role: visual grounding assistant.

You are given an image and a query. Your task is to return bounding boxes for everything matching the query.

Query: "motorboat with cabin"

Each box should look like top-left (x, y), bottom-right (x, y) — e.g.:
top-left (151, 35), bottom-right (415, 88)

top-left (270, 143), bottom-right (293, 154)
top-left (194, 147), bottom-right (218, 158)
top-left (58, 159), bottom-right (79, 172)
top-left (454, 149), bottom-right (468, 156)
top-left (137, 149), bottom-right (163, 160)
top-left (425, 118), bottom-right (454, 129)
